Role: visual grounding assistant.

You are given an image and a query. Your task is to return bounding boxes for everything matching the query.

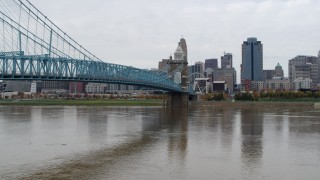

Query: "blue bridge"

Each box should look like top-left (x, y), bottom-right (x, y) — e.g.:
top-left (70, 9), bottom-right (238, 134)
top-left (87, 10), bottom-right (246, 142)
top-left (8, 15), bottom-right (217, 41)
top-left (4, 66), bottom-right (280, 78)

top-left (0, 0), bottom-right (190, 94)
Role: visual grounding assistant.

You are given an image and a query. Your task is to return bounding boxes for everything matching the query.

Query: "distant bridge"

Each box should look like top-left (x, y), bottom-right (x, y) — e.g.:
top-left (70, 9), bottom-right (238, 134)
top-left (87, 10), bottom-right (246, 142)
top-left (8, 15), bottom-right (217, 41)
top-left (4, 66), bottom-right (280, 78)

top-left (0, 0), bottom-right (189, 93)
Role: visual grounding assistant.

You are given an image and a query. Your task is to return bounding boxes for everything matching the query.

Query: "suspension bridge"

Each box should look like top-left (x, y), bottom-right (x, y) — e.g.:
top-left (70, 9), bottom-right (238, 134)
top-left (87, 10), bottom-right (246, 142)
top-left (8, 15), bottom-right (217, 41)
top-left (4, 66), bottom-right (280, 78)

top-left (0, 0), bottom-right (191, 97)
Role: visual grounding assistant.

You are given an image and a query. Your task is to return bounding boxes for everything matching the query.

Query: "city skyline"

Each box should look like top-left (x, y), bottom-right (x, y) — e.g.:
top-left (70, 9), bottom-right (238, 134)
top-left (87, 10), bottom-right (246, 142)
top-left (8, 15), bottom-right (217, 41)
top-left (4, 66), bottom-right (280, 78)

top-left (30, 0), bottom-right (320, 79)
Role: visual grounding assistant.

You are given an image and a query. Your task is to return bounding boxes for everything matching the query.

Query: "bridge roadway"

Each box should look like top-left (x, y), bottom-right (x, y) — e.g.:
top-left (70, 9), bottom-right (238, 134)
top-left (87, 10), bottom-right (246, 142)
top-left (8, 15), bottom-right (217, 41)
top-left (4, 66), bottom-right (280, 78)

top-left (0, 51), bottom-right (183, 92)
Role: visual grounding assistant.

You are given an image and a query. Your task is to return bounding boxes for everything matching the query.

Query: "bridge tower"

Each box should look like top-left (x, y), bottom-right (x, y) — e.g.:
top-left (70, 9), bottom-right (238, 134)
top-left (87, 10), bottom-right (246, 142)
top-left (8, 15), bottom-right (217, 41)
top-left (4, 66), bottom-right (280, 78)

top-left (165, 38), bottom-right (189, 108)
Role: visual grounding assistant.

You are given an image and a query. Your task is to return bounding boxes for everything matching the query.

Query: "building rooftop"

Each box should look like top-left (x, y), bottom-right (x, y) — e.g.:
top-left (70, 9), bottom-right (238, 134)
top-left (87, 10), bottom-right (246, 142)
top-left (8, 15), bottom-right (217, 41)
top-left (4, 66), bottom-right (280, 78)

top-left (276, 63), bottom-right (282, 68)
top-left (247, 37), bottom-right (257, 42)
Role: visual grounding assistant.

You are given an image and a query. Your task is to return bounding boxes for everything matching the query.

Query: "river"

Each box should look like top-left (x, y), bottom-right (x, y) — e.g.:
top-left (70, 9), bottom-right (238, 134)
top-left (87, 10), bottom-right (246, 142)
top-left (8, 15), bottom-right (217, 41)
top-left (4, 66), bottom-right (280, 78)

top-left (0, 105), bottom-right (320, 179)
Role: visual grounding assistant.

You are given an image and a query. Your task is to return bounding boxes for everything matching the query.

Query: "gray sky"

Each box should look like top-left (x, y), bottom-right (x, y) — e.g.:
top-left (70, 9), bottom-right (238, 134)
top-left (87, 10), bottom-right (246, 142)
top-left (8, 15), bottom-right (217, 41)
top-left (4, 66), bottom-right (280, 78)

top-left (31, 0), bottom-right (320, 81)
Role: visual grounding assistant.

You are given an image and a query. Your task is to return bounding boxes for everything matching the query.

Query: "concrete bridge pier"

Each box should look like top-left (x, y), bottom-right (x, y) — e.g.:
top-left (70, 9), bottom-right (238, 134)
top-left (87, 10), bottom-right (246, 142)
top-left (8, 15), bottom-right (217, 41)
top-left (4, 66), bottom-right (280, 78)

top-left (165, 92), bottom-right (189, 108)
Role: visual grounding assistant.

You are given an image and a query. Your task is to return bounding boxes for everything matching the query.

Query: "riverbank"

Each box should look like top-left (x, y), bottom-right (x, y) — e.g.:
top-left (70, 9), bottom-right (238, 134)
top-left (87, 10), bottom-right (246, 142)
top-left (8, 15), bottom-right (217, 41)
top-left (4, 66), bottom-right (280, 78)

top-left (192, 100), bottom-right (316, 108)
top-left (0, 99), bottom-right (318, 108)
top-left (0, 99), bottom-right (163, 106)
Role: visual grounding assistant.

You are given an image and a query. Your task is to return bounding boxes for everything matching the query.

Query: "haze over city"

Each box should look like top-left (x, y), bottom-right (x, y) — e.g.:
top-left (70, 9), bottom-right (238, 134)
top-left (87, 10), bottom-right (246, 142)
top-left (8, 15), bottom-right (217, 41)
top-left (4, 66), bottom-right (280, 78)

top-left (30, 0), bottom-right (320, 80)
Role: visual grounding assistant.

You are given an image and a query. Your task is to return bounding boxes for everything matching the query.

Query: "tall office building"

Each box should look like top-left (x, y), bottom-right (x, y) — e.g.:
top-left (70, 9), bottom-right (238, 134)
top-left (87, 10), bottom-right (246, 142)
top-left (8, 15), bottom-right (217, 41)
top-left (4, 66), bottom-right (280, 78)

top-left (221, 53), bottom-right (233, 68)
top-left (262, 70), bottom-right (275, 81)
top-left (292, 64), bottom-right (312, 81)
top-left (241, 37), bottom-right (263, 81)
top-left (174, 43), bottom-right (184, 61)
top-left (212, 68), bottom-right (237, 92)
top-left (195, 61), bottom-right (204, 76)
top-left (205, 59), bottom-right (218, 70)
top-left (204, 59), bottom-right (217, 82)
top-left (318, 51), bottom-right (320, 84)
top-left (158, 57), bottom-right (171, 70)
top-left (172, 38), bottom-right (188, 87)
top-left (173, 38), bottom-right (188, 62)
top-left (189, 61), bottom-right (204, 78)
top-left (180, 38), bottom-right (188, 62)
top-left (289, 55), bottom-right (318, 86)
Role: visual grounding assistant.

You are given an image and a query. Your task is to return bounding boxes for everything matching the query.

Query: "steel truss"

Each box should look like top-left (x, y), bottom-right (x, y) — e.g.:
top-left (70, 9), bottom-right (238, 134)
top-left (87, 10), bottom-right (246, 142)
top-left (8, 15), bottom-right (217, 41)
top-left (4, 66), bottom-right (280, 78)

top-left (0, 53), bottom-right (182, 92)
top-left (0, 0), bottom-right (186, 92)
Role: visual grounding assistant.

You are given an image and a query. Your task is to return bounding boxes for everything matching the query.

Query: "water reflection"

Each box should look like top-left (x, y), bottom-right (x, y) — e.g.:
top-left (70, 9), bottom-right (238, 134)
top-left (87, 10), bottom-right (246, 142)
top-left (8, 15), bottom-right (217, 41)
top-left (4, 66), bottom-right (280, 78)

top-left (219, 107), bottom-right (236, 152)
top-left (40, 106), bottom-right (65, 120)
top-left (240, 107), bottom-right (263, 170)
top-left (0, 106), bottom-right (33, 147)
top-left (1, 106), bottom-right (320, 180)
top-left (288, 113), bottom-right (320, 135)
top-left (0, 106), bottom-right (32, 123)
top-left (0, 106), bottom-right (33, 177)
top-left (165, 108), bottom-right (188, 165)
top-left (86, 107), bottom-right (109, 147)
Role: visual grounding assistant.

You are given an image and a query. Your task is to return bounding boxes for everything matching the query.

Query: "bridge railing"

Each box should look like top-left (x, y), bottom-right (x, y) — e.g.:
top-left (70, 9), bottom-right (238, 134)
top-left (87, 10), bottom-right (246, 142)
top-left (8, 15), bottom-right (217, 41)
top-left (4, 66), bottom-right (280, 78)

top-left (0, 54), bottom-right (183, 92)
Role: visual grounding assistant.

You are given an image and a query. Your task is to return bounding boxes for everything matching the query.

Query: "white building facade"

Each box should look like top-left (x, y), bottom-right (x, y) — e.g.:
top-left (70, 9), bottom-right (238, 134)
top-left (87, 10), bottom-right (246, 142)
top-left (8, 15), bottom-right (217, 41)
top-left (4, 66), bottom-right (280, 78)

top-left (293, 78), bottom-right (312, 91)
top-left (85, 83), bottom-right (107, 94)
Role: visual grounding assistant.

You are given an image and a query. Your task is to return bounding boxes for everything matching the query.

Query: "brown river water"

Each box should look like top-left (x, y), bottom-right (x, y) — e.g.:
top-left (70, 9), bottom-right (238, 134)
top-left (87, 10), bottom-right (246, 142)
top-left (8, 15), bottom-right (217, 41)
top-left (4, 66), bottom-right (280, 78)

top-left (0, 105), bottom-right (320, 179)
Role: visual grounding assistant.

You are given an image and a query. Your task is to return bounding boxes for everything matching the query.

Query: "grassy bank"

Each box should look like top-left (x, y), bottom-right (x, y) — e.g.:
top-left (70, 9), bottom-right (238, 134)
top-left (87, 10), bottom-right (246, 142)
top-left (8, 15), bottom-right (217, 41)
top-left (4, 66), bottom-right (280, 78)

top-left (0, 99), bottom-right (163, 106)
top-left (193, 100), bottom-right (316, 108)
top-left (1, 98), bottom-right (318, 107)
top-left (257, 98), bottom-right (320, 102)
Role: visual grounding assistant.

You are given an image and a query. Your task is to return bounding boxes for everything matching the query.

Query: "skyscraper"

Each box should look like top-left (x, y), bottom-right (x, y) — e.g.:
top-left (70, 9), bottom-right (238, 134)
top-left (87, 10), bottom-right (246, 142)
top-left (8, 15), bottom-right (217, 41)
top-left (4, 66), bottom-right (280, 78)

top-left (212, 68), bottom-right (237, 92)
top-left (180, 38), bottom-right (188, 62)
top-left (174, 43), bottom-right (184, 61)
top-left (289, 55), bottom-right (318, 85)
top-left (204, 59), bottom-right (217, 81)
top-left (205, 59), bottom-right (218, 70)
top-left (221, 53), bottom-right (233, 68)
top-left (190, 61), bottom-right (204, 77)
top-left (241, 37), bottom-right (263, 81)
top-left (171, 38), bottom-right (188, 88)
top-left (173, 38), bottom-right (188, 62)
top-left (318, 51), bottom-right (320, 84)
top-left (188, 61), bottom-right (204, 82)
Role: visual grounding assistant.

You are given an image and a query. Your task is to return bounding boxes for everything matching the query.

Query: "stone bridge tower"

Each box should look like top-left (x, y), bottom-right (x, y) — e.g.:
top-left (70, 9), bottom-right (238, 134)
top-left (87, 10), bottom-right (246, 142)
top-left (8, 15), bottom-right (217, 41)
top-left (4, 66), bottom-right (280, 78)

top-left (166, 38), bottom-right (189, 108)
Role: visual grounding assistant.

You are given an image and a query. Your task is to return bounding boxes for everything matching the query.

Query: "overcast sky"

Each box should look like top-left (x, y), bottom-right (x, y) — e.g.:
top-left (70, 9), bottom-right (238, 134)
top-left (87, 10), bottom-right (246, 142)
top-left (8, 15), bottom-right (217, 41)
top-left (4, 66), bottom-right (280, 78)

top-left (31, 0), bottom-right (320, 80)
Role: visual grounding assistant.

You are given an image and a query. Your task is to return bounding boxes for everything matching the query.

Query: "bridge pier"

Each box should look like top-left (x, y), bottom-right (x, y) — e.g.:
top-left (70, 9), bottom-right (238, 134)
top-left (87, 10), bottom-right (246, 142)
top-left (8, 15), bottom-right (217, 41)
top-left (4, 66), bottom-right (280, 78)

top-left (165, 92), bottom-right (189, 108)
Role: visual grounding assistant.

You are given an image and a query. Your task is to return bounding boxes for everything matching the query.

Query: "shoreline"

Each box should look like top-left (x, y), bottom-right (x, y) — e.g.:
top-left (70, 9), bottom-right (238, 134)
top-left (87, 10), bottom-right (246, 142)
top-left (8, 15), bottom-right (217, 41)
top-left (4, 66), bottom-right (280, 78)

top-left (0, 99), bottom-right (163, 106)
top-left (0, 99), bottom-right (318, 108)
top-left (192, 101), bottom-right (317, 108)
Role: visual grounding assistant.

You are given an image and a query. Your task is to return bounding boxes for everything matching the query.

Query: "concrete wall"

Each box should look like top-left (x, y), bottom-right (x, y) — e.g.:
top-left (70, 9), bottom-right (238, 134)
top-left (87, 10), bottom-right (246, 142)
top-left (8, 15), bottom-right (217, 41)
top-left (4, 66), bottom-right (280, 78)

top-left (165, 92), bottom-right (189, 108)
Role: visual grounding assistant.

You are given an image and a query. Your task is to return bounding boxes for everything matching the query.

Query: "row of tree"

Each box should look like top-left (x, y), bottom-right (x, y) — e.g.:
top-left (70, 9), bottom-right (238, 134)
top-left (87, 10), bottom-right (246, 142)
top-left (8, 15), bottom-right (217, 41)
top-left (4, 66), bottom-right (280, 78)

top-left (202, 92), bottom-right (227, 101)
top-left (234, 91), bottom-right (320, 101)
top-left (1, 92), bottom-right (164, 100)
